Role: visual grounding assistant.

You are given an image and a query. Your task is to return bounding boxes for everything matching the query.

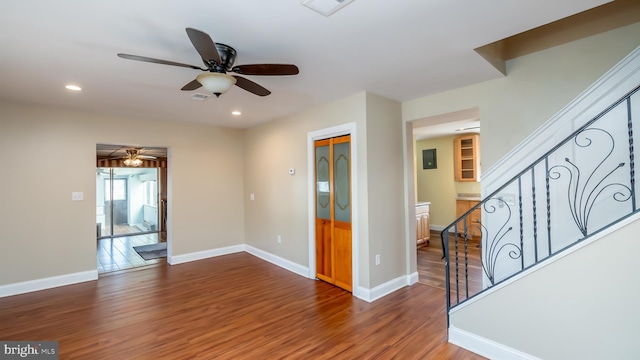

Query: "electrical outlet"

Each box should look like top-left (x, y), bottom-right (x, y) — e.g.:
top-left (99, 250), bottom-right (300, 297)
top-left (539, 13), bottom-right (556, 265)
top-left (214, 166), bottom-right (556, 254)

top-left (375, 254), bottom-right (380, 266)
top-left (277, 235), bottom-right (281, 244)
top-left (71, 192), bottom-right (84, 201)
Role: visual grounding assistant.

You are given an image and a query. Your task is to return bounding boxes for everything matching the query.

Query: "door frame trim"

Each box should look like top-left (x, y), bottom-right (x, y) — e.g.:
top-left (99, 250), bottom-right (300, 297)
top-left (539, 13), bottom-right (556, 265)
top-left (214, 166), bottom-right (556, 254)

top-left (307, 123), bottom-right (360, 299)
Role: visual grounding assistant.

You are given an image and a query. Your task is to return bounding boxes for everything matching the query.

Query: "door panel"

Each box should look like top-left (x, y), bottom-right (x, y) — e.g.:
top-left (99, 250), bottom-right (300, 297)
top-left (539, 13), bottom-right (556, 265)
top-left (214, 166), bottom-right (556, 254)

top-left (333, 221), bottom-right (352, 291)
top-left (315, 218), bottom-right (333, 282)
top-left (314, 135), bottom-right (352, 292)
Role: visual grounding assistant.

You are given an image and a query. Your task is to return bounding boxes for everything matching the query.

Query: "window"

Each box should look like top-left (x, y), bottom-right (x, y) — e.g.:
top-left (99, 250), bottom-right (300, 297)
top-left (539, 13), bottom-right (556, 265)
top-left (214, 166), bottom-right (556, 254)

top-left (104, 179), bottom-right (126, 201)
top-left (143, 180), bottom-right (157, 207)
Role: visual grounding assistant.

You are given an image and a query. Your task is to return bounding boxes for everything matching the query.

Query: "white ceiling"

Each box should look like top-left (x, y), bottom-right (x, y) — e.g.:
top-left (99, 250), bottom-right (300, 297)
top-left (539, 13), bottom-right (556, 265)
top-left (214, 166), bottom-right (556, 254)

top-left (0, 0), bottom-right (609, 130)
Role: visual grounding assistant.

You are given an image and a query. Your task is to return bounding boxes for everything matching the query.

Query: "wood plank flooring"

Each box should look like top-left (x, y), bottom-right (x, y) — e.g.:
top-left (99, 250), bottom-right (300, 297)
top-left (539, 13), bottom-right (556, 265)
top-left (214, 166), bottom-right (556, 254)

top-left (0, 252), bottom-right (485, 359)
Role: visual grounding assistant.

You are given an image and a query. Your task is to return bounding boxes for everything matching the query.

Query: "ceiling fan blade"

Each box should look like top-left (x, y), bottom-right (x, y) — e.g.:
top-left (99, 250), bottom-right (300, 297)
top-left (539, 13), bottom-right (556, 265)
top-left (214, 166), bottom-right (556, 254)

top-left (232, 64), bottom-right (299, 76)
top-left (117, 53), bottom-right (204, 70)
top-left (233, 76), bottom-right (271, 97)
top-left (181, 79), bottom-right (202, 91)
top-left (137, 155), bottom-right (157, 160)
top-left (185, 27), bottom-right (221, 65)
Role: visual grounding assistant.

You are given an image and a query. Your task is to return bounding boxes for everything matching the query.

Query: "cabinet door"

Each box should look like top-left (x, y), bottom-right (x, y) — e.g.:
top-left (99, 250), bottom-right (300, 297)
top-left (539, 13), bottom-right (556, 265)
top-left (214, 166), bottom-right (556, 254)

top-left (416, 212), bottom-right (430, 246)
top-left (454, 134), bottom-right (480, 182)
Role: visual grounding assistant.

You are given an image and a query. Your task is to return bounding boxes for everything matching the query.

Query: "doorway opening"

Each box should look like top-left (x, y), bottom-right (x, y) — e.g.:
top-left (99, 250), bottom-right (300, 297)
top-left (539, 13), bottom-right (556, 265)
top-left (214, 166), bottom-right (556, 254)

top-left (96, 144), bottom-right (169, 274)
top-left (407, 108), bottom-right (482, 290)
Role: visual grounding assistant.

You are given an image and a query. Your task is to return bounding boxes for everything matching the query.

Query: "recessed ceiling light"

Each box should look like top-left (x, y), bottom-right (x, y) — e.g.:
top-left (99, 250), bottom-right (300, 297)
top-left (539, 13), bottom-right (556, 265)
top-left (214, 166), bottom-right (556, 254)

top-left (231, 111), bottom-right (241, 116)
top-left (65, 85), bottom-right (82, 91)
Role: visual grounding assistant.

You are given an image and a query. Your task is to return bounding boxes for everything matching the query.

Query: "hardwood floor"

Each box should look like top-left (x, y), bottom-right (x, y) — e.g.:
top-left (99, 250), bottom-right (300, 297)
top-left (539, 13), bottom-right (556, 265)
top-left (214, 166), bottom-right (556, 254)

top-left (0, 252), bottom-right (485, 359)
top-left (418, 231), bottom-right (483, 304)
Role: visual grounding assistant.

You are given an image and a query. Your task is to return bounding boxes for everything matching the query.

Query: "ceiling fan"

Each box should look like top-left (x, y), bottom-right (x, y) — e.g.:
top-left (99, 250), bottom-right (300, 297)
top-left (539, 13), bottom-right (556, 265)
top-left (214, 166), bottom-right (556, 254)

top-left (117, 27), bottom-right (299, 97)
top-left (98, 147), bottom-right (157, 167)
top-left (121, 149), bottom-right (155, 167)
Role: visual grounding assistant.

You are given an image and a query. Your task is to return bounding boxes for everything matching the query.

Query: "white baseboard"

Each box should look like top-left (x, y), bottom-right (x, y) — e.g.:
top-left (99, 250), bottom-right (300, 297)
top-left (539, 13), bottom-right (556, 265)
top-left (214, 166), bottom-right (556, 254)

top-left (357, 274), bottom-right (412, 302)
top-left (168, 244), bottom-right (244, 265)
top-left (0, 270), bottom-right (98, 298)
top-left (449, 326), bottom-right (540, 360)
top-left (430, 224), bottom-right (446, 231)
top-left (244, 245), bottom-right (309, 278)
top-left (0, 246), bottom-right (415, 304)
top-left (408, 271), bottom-right (419, 285)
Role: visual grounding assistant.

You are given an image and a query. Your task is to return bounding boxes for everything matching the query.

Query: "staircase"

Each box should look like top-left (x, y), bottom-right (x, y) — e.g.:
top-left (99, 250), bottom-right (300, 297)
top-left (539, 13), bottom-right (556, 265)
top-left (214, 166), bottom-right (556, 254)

top-left (441, 45), bottom-right (640, 359)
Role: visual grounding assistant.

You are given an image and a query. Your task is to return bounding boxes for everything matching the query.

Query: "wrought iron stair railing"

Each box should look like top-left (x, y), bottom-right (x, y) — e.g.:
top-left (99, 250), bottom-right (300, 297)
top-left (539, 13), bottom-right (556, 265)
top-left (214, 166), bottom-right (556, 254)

top-left (441, 84), bottom-right (640, 314)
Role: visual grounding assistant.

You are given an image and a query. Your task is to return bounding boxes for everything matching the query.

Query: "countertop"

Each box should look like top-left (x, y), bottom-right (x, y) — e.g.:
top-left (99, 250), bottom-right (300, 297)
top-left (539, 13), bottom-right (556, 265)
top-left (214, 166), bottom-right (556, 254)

top-left (456, 193), bottom-right (481, 201)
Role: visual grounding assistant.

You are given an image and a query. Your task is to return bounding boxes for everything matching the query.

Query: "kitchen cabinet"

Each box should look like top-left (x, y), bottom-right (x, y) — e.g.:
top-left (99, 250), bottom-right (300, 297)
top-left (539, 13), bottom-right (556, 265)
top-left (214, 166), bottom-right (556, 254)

top-left (454, 134), bottom-right (480, 182)
top-left (455, 199), bottom-right (481, 240)
top-left (416, 203), bottom-right (430, 247)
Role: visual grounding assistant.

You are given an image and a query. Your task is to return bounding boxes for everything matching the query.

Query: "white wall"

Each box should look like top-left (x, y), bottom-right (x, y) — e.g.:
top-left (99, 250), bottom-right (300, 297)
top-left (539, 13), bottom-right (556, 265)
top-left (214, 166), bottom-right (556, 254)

top-left (0, 102), bottom-right (245, 286)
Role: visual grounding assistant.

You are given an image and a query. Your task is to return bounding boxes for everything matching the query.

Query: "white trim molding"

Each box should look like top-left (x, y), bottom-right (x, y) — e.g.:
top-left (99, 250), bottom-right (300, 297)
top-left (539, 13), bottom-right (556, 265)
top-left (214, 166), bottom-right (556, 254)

top-left (0, 270), bottom-right (98, 298)
top-left (245, 245), bottom-right (309, 278)
top-left (449, 326), bottom-right (541, 360)
top-left (407, 271), bottom-right (419, 286)
top-left (168, 244), bottom-right (244, 265)
top-left (357, 274), bottom-right (416, 303)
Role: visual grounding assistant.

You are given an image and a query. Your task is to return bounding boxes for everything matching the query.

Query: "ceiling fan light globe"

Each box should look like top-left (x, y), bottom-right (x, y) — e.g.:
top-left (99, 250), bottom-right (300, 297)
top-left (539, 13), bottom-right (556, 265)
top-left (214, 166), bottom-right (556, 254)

top-left (124, 157), bottom-right (143, 167)
top-left (196, 73), bottom-right (236, 95)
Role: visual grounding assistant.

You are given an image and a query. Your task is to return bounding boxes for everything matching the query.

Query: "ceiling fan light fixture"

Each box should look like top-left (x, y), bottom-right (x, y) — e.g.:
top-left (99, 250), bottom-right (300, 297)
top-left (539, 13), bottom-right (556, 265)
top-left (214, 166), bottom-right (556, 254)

top-left (124, 157), bottom-right (143, 167)
top-left (196, 73), bottom-right (237, 97)
top-left (124, 149), bottom-right (143, 167)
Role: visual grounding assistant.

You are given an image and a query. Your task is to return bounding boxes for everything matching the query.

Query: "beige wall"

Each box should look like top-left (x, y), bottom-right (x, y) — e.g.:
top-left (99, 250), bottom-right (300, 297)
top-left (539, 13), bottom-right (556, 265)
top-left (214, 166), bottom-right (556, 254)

top-left (415, 135), bottom-right (480, 227)
top-left (403, 22), bottom-right (640, 171)
top-left (243, 92), bottom-right (367, 267)
top-left (450, 218), bottom-right (640, 359)
top-left (364, 93), bottom-right (405, 286)
top-left (0, 101), bottom-right (245, 286)
top-left (244, 92), bottom-right (405, 290)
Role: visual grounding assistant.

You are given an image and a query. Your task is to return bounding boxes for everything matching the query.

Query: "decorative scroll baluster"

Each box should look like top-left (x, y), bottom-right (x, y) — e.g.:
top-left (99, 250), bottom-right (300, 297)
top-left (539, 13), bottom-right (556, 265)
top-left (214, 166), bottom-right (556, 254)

top-left (443, 85), bottom-right (640, 315)
top-left (481, 198), bottom-right (518, 285)
top-left (455, 220), bottom-right (460, 304)
top-left (464, 233), bottom-right (469, 299)
top-left (628, 97), bottom-right (636, 212)
top-left (546, 157), bottom-right (552, 256)
top-left (531, 168), bottom-right (538, 262)
top-left (518, 178), bottom-right (524, 270)
top-left (549, 128), bottom-right (631, 237)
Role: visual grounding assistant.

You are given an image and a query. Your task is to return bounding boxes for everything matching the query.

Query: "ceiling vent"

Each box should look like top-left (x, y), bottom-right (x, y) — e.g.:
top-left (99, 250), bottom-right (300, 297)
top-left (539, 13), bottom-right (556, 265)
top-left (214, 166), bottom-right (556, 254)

top-left (190, 93), bottom-right (211, 101)
top-left (302, 0), bottom-right (355, 17)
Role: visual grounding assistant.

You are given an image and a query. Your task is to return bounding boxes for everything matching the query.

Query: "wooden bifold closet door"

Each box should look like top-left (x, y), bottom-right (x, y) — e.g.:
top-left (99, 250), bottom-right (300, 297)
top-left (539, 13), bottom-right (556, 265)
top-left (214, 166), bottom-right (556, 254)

top-left (315, 135), bottom-right (352, 292)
